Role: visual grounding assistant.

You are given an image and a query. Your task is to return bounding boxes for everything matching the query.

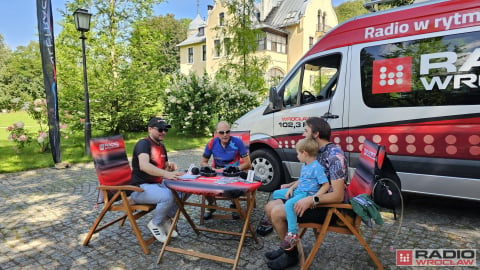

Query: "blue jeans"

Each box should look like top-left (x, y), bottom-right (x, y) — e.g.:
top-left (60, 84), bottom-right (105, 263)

top-left (131, 182), bottom-right (177, 226)
top-left (272, 188), bottom-right (309, 234)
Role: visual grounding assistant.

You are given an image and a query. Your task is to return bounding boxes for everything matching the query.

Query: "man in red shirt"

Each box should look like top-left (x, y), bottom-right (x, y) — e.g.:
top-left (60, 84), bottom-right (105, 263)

top-left (130, 117), bottom-right (183, 242)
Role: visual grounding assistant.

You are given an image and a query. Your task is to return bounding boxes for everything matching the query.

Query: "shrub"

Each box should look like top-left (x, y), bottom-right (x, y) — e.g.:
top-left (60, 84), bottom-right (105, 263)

top-left (6, 121), bottom-right (33, 153)
top-left (163, 73), bottom-right (263, 136)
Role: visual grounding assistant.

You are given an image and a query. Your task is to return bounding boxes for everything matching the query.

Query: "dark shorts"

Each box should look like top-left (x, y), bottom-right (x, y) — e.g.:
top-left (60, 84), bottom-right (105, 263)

top-left (298, 207), bottom-right (337, 224)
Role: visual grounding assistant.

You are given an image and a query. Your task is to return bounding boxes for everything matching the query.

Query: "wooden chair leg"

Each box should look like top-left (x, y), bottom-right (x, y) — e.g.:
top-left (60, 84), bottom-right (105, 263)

top-left (121, 198), bottom-right (151, 255)
top-left (297, 239), bottom-right (305, 268)
top-left (83, 206), bottom-right (110, 246)
top-left (83, 194), bottom-right (117, 246)
top-left (348, 226), bottom-right (384, 270)
top-left (199, 195), bottom-right (206, 225)
top-left (333, 209), bottom-right (384, 270)
top-left (300, 209), bottom-right (334, 270)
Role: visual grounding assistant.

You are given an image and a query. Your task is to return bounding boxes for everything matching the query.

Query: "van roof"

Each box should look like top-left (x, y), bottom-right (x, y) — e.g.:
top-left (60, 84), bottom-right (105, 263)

top-left (305, 0), bottom-right (480, 57)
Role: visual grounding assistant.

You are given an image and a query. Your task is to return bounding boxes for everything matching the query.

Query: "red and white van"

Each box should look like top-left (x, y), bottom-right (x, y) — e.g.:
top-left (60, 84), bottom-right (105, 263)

top-left (233, 0), bottom-right (480, 201)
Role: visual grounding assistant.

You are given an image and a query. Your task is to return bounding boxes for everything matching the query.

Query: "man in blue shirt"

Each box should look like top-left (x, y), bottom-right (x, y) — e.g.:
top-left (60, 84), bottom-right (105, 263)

top-left (200, 121), bottom-right (251, 219)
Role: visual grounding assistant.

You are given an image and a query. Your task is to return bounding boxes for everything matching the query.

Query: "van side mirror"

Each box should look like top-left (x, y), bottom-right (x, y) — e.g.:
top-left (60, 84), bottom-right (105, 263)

top-left (269, 87), bottom-right (281, 110)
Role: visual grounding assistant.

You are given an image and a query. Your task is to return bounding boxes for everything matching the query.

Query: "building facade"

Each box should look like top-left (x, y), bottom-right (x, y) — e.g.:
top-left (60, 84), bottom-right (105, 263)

top-left (177, 0), bottom-right (338, 86)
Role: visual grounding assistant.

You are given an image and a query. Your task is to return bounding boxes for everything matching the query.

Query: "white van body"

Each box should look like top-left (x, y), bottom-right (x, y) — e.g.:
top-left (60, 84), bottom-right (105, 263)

top-left (233, 0), bottom-right (480, 200)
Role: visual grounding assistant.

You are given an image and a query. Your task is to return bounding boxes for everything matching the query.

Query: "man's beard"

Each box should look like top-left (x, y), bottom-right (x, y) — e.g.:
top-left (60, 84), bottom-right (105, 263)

top-left (150, 134), bottom-right (163, 144)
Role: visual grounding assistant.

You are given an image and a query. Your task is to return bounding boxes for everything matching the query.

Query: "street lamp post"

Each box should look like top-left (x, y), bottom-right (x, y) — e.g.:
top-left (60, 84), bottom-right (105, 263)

top-left (73, 8), bottom-right (92, 156)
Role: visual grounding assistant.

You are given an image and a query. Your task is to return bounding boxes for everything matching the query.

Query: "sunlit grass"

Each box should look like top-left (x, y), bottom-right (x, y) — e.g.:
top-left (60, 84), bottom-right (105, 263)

top-left (0, 112), bottom-right (210, 173)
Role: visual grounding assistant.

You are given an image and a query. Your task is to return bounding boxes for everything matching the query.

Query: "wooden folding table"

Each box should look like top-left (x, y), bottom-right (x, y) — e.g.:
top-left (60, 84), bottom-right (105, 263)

top-left (157, 176), bottom-right (261, 269)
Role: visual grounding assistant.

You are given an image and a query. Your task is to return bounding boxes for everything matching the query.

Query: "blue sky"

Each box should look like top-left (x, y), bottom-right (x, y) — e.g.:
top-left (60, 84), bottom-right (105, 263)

top-left (0, 0), bottom-right (347, 49)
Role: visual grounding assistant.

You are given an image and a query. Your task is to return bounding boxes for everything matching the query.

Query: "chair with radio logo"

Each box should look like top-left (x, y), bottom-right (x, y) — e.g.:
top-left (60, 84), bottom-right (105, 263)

top-left (297, 139), bottom-right (401, 270)
top-left (82, 135), bottom-right (156, 254)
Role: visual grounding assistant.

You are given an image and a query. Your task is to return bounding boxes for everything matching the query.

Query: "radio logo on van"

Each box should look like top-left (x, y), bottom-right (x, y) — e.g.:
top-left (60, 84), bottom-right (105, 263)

top-left (372, 56), bottom-right (412, 94)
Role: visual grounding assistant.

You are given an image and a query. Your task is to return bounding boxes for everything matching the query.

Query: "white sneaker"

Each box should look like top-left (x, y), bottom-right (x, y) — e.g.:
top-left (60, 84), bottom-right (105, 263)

top-left (148, 220), bottom-right (167, 242)
top-left (162, 218), bottom-right (178, 238)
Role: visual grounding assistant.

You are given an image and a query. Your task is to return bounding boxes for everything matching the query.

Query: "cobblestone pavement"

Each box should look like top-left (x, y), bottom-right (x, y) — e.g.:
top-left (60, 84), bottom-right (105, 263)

top-left (1, 149), bottom-right (479, 270)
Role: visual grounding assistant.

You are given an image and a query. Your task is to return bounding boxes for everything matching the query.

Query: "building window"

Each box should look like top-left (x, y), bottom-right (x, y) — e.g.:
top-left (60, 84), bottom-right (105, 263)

top-left (188, 47), bottom-right (194, 63)
top-left (202, 45), bottom-right (206, 61)
top-left (266, 33), bottom-right (286, 53)
top-left (257, 33), bottom-right (266, 50)
top-left (214, 39), bottom-right (221, 57)
top-left (199, 26), bottom-right (205, 36)
top-left (267, 67), bottom-right (285, 87)
top-left (309, 37), bottom-right (314, 48)
top-left (219, 12), bottom-right (225, 26)
top-left (271, 41), bottom-right (277, 52)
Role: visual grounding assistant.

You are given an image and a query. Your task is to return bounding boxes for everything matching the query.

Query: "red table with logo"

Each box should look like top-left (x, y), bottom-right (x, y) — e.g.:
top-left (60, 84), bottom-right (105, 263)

top-left (156, 175), bottom-right (261, 269)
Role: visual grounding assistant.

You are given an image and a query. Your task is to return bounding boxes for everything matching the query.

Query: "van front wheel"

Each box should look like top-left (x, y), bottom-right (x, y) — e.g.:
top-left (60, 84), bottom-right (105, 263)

top-left (251, 149), bottom-right (283, 192)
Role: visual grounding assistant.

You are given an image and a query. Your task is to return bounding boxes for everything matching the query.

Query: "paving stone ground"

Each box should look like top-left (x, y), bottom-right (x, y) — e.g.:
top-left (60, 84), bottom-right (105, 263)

top-left (0, 149), bottom-right (479, 270)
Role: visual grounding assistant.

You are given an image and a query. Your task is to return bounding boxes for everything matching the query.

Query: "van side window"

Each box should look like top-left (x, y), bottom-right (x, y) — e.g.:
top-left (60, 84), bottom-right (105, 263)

top-left (282, 53), bottom-right (341, 108)
top-left (301, 54), bottom-right (340, 104)
top-left (283, 68), bottom-right (301, 107)
top-left (361, 30), bottom-right (480, 107)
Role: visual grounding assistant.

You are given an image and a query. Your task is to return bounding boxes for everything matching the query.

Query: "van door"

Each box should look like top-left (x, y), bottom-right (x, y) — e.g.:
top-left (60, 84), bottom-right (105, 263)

top-left (273, 50), bottom-right (348, 162)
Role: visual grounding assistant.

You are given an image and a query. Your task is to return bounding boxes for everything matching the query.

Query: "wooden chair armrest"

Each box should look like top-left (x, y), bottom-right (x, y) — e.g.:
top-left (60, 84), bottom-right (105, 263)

top-left (314, 203), bottom-right (353, 209)
top-left (98, 185), bottom-right (145, 192)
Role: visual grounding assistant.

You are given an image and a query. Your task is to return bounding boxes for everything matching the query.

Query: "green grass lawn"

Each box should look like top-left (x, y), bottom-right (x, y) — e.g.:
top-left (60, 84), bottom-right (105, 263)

top-left (0, 112), bottom-right (210, 173)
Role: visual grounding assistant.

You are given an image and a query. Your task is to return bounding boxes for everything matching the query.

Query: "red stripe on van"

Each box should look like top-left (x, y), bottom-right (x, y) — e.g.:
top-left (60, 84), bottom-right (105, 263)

top-left (260, 117), bottom-right (480, 160)
top-left (332, 117), bottom-right (480, 160)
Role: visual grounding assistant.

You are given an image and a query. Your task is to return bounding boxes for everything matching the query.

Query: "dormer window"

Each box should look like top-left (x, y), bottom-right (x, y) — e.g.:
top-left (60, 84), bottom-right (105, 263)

top-left (199, 26), bottom-right (205, 36)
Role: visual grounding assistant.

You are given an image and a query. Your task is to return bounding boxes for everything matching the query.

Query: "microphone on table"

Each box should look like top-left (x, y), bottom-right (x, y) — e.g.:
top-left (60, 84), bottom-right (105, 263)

top-left (239, 171), bottom-right (265, 183)
top-left (239, 171), bottom-right (248, 180)
top-left (191, 167), bottom-right (200, 175)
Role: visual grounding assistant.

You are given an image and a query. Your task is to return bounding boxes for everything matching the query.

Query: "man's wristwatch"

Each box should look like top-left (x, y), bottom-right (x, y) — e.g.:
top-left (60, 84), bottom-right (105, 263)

top-left (312, 195), bottom-right (320, 205)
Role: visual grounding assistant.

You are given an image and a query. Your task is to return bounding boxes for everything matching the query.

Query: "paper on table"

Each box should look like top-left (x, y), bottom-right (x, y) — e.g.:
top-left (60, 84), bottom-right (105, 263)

top-left (179, 174), bottom-right (200, 181)
top-left (214, 177), bottom-right (239, 184)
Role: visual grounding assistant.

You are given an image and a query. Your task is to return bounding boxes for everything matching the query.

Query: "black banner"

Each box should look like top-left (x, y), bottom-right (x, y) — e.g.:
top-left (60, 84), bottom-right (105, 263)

top-left (36, 0), bottom-right (61, 163)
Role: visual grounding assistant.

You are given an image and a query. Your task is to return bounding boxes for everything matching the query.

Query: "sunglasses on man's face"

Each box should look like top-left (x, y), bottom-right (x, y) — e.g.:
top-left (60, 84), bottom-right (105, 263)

top-left (153, 127), bottom-right (168, 133)
top-left (218, 130), bottom-right (230, 135)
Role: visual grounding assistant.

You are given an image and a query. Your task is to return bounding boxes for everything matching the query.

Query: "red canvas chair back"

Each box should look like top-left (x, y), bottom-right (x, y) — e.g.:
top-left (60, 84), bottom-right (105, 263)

top-left (90, 135), bottom-right (131, 186)
top-left (346, 139), bottom-right (385, 200)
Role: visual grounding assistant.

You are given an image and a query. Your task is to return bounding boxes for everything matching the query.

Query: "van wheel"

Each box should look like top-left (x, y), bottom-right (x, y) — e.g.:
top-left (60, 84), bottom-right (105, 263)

top-left (251, 149), bottom-right (283, 192)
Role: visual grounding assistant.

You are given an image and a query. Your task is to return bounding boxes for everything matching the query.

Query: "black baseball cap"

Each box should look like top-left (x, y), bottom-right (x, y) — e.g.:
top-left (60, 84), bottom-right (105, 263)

top-left (148, 117), bottom-right (171, 129)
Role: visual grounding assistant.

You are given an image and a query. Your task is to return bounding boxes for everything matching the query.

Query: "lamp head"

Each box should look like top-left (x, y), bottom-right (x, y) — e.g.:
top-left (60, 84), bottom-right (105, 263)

top-left (73, 8), bottom-right (92, 32)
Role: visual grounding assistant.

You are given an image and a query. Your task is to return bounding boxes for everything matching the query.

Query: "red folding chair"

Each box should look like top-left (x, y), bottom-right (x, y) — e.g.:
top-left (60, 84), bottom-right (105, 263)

top-left (83, 135), bottom-right (156, 254)
top-left (297, 139), bottom-right (394, 270)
